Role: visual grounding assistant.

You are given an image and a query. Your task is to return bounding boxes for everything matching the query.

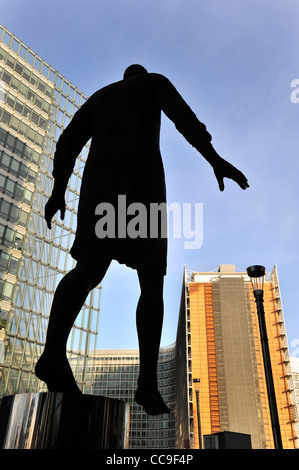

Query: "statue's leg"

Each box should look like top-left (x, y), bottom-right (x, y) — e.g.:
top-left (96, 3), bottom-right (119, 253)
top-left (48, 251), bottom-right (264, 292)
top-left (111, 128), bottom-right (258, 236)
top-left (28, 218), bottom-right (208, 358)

top-left (135, 268), bottom-right (170, 415)
top-left (35, 248), bottom-right (111, 393)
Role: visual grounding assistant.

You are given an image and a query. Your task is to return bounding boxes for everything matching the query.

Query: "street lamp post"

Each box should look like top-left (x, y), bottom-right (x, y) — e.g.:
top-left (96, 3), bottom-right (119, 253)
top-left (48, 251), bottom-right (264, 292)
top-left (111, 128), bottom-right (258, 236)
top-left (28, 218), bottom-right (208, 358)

top-left (193, 378), bottom-right (202, 449)
top-left (246, 265), bottom-right (283, 449)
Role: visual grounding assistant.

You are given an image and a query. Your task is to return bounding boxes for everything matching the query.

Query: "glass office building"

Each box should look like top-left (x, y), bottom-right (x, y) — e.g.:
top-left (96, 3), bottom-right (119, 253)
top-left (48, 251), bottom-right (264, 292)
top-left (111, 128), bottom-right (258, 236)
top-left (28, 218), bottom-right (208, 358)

top-left (176, 264), bottom-right (298, 449)
top-left (0, 25), bottom-right (101, 397)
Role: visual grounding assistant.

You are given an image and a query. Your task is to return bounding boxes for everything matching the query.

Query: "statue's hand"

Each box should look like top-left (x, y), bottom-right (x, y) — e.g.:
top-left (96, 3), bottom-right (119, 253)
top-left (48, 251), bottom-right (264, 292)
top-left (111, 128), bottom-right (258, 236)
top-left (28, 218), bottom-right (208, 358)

top-left (44, 194), bottom-right (66, 229)
top-left (213, 158), bottom-right (249, 191)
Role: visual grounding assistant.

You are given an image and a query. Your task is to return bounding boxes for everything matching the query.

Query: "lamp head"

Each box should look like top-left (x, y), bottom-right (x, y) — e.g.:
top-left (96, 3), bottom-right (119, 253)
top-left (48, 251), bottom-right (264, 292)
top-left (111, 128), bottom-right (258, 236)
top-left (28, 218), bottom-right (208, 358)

top-left (247, 265), bottom-right (266, 292)
top-left (193, 378), bottom-right (200, 392)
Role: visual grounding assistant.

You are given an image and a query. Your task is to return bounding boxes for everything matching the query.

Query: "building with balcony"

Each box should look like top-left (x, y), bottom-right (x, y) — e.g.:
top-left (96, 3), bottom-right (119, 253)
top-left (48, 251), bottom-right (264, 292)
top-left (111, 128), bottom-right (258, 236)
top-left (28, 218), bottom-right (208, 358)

top-left (175, 264), bottom-right (298, 449)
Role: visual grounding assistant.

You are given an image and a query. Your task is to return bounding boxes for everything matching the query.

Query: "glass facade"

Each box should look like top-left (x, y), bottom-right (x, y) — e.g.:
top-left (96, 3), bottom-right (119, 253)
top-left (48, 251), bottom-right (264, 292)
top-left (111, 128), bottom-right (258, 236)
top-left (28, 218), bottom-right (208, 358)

top-left (80, 346), bottom-right (176, 449)
top-left (0, 25), bottom-right (101, 397)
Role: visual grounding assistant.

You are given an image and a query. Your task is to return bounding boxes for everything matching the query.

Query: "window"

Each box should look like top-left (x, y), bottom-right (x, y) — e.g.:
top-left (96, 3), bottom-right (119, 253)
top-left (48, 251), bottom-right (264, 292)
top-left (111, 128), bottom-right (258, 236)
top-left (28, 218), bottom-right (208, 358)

top-left (66, 100), bottom-right (73, 115)
top-left (56, 76), bottom-right (62, 90)
top-left (27, 128), bottom-right (35, 143)
top-left (57, 110), bottom-right (64, 125)
top-left (55, 125), bottom-right (62, 141)
top-left (15, 140), bottom-right (25, 155)
top-left (32, 111), bottom-right (39, 126)
top-left (14, 233), bottom-right (24, 250)
top-left (27, 90), bottom-right (35, 102)
top-left (19, 45), bottom-right (27, 60)
top-left (28, 169), bottom-right (37, 184)
top-left (41, 63), bottom-right (49, 79)
top-left (24, 103), bottom-right (33, 120)
top-left (19, 209), bottom-right (28, 227)
top-left (11, 38), bottom-right (20, 54)
top-left (0, 174), bottom-right (5, 189)
top-left (15, 99), bottom-right (24, 115)
top-left (60, 95), bottom-right (66, 109)
top-left (2, 70), bottom-right (11, 85)
top-left (15, 62), bottom-right (23, 76)
top-left (34, 57), bottom-right (41, 72)
top-left (42, 101), bottom-right (50, 114)
top-left (27, 51), bottom-right (34, 66)
top-left (0, 251), bottom-right (9, 271)
top-left (1, 110), bottom-right (11, 126)
top-left (45, 176), bottom-right (53, 195)
top-left (8, 256), bottom-right (19, 275)
top-left (75, 92), bottom-right (81, 105)
top-left (69, 87), bottom-right (75, 101)
top-left (62, 80), bottom-right (69, 95)
top-left (0, 200), bottom-right (10, 218)
top-left (2, 282), bottom-right (13, 301)
top-left (64, 115), bottom-right (70, 127)
top-left (10, 205), bottom-right (19, 223)
top-left (39, 117), bottom-right (47, 130)
top-left (58, 249), bottom-right (66, 271)
top-left (49, 69), bottom-right (56, 84)
top-left (6, 92), bottom-right (15, 108)
top-left (30, 73), bottom-right (37, 87)
top-left (10, 158), bottom-right (20, 174)
top-left (1, 153), bottom-right (11, 170)
top-left (3, 32), bottom-right (11, 47)
top-left (5, 179), bottom-right (14, 197)
top-left (0, 48), bottom-right (7, 62)
top-left (11, 116), bottom-right (20, 132)
top-left (64, 209), bottom-right (71, 227)
top-left (45, 84), bottom-right (53, 99)
top-left (11, 77), bottom-right (18, 92)
top-left (19, 122), bottom-right (27, 137)
top-left (23, 189), bottom-right (33, 205)
top-left (38, 81), bottom-right (45, 93)
top-left (23, 68), bottom-right (30, 82)
top-left (35, 96), bottom-right (42, 109)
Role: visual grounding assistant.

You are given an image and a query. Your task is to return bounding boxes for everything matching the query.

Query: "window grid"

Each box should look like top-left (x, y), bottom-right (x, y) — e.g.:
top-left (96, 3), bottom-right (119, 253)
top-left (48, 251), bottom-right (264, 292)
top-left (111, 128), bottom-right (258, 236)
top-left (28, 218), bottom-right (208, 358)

top-left (0, 25), bottom-right (98, 398)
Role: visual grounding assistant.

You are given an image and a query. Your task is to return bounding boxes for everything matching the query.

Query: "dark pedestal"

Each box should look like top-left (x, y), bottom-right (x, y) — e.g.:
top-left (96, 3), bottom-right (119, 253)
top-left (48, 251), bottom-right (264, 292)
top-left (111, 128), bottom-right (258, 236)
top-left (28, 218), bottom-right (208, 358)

top-left (0, 392), bottom-right (130, 449)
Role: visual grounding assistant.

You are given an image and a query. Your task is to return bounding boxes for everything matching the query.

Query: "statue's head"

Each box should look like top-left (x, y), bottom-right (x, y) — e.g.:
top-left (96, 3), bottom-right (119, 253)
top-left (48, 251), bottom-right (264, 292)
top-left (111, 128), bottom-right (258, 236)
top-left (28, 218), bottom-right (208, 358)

top-left (123, 64), bottom-right (148, 79)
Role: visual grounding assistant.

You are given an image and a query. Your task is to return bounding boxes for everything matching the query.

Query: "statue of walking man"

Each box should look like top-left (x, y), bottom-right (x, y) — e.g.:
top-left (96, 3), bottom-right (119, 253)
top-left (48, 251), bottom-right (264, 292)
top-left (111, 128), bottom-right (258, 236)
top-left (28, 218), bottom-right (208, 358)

top-left (35, 65), bottom-right (249, 415)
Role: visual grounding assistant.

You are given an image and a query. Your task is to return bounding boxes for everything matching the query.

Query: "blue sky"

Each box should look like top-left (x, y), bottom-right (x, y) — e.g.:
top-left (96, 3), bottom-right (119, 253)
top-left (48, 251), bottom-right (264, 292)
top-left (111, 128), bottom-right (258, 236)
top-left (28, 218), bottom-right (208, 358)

top-left (2, 0), bottom-right (299, 355)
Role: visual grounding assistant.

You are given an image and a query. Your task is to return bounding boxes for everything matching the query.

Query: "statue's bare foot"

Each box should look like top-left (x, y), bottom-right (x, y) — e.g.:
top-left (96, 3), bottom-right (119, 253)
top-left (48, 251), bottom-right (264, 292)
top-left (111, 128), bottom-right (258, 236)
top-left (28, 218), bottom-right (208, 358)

top-left (35, 353), bottom-right (82, 395)
top-left (135, 387), bottom-right (171, 415)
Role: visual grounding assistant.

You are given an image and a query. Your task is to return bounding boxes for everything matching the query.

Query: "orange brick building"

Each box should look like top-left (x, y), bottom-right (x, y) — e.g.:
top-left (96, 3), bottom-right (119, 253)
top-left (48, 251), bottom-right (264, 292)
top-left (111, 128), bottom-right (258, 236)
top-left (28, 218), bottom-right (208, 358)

top-left (175, 264), bottom-right (298, 449)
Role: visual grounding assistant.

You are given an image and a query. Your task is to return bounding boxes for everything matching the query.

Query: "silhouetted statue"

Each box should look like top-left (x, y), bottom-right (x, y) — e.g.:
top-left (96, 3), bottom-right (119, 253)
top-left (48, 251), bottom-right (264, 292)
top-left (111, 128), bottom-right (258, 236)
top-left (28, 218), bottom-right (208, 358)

top-left (35, 64), bottom-right (249, 415)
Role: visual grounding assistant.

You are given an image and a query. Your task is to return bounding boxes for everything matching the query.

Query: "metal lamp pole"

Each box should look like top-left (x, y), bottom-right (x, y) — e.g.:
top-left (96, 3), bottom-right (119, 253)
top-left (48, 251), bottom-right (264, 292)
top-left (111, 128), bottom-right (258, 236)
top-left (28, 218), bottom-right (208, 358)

top-left (193, 378), bottom-right (202, 449)
top-left (247, 265), bottom-right (283, 449)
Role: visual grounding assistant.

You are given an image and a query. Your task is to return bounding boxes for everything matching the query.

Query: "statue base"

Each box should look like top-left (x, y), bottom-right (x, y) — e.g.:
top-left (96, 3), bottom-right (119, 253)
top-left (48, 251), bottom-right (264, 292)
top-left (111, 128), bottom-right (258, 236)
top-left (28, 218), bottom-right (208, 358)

top-left (0, 392), bottom-right (130, 449)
